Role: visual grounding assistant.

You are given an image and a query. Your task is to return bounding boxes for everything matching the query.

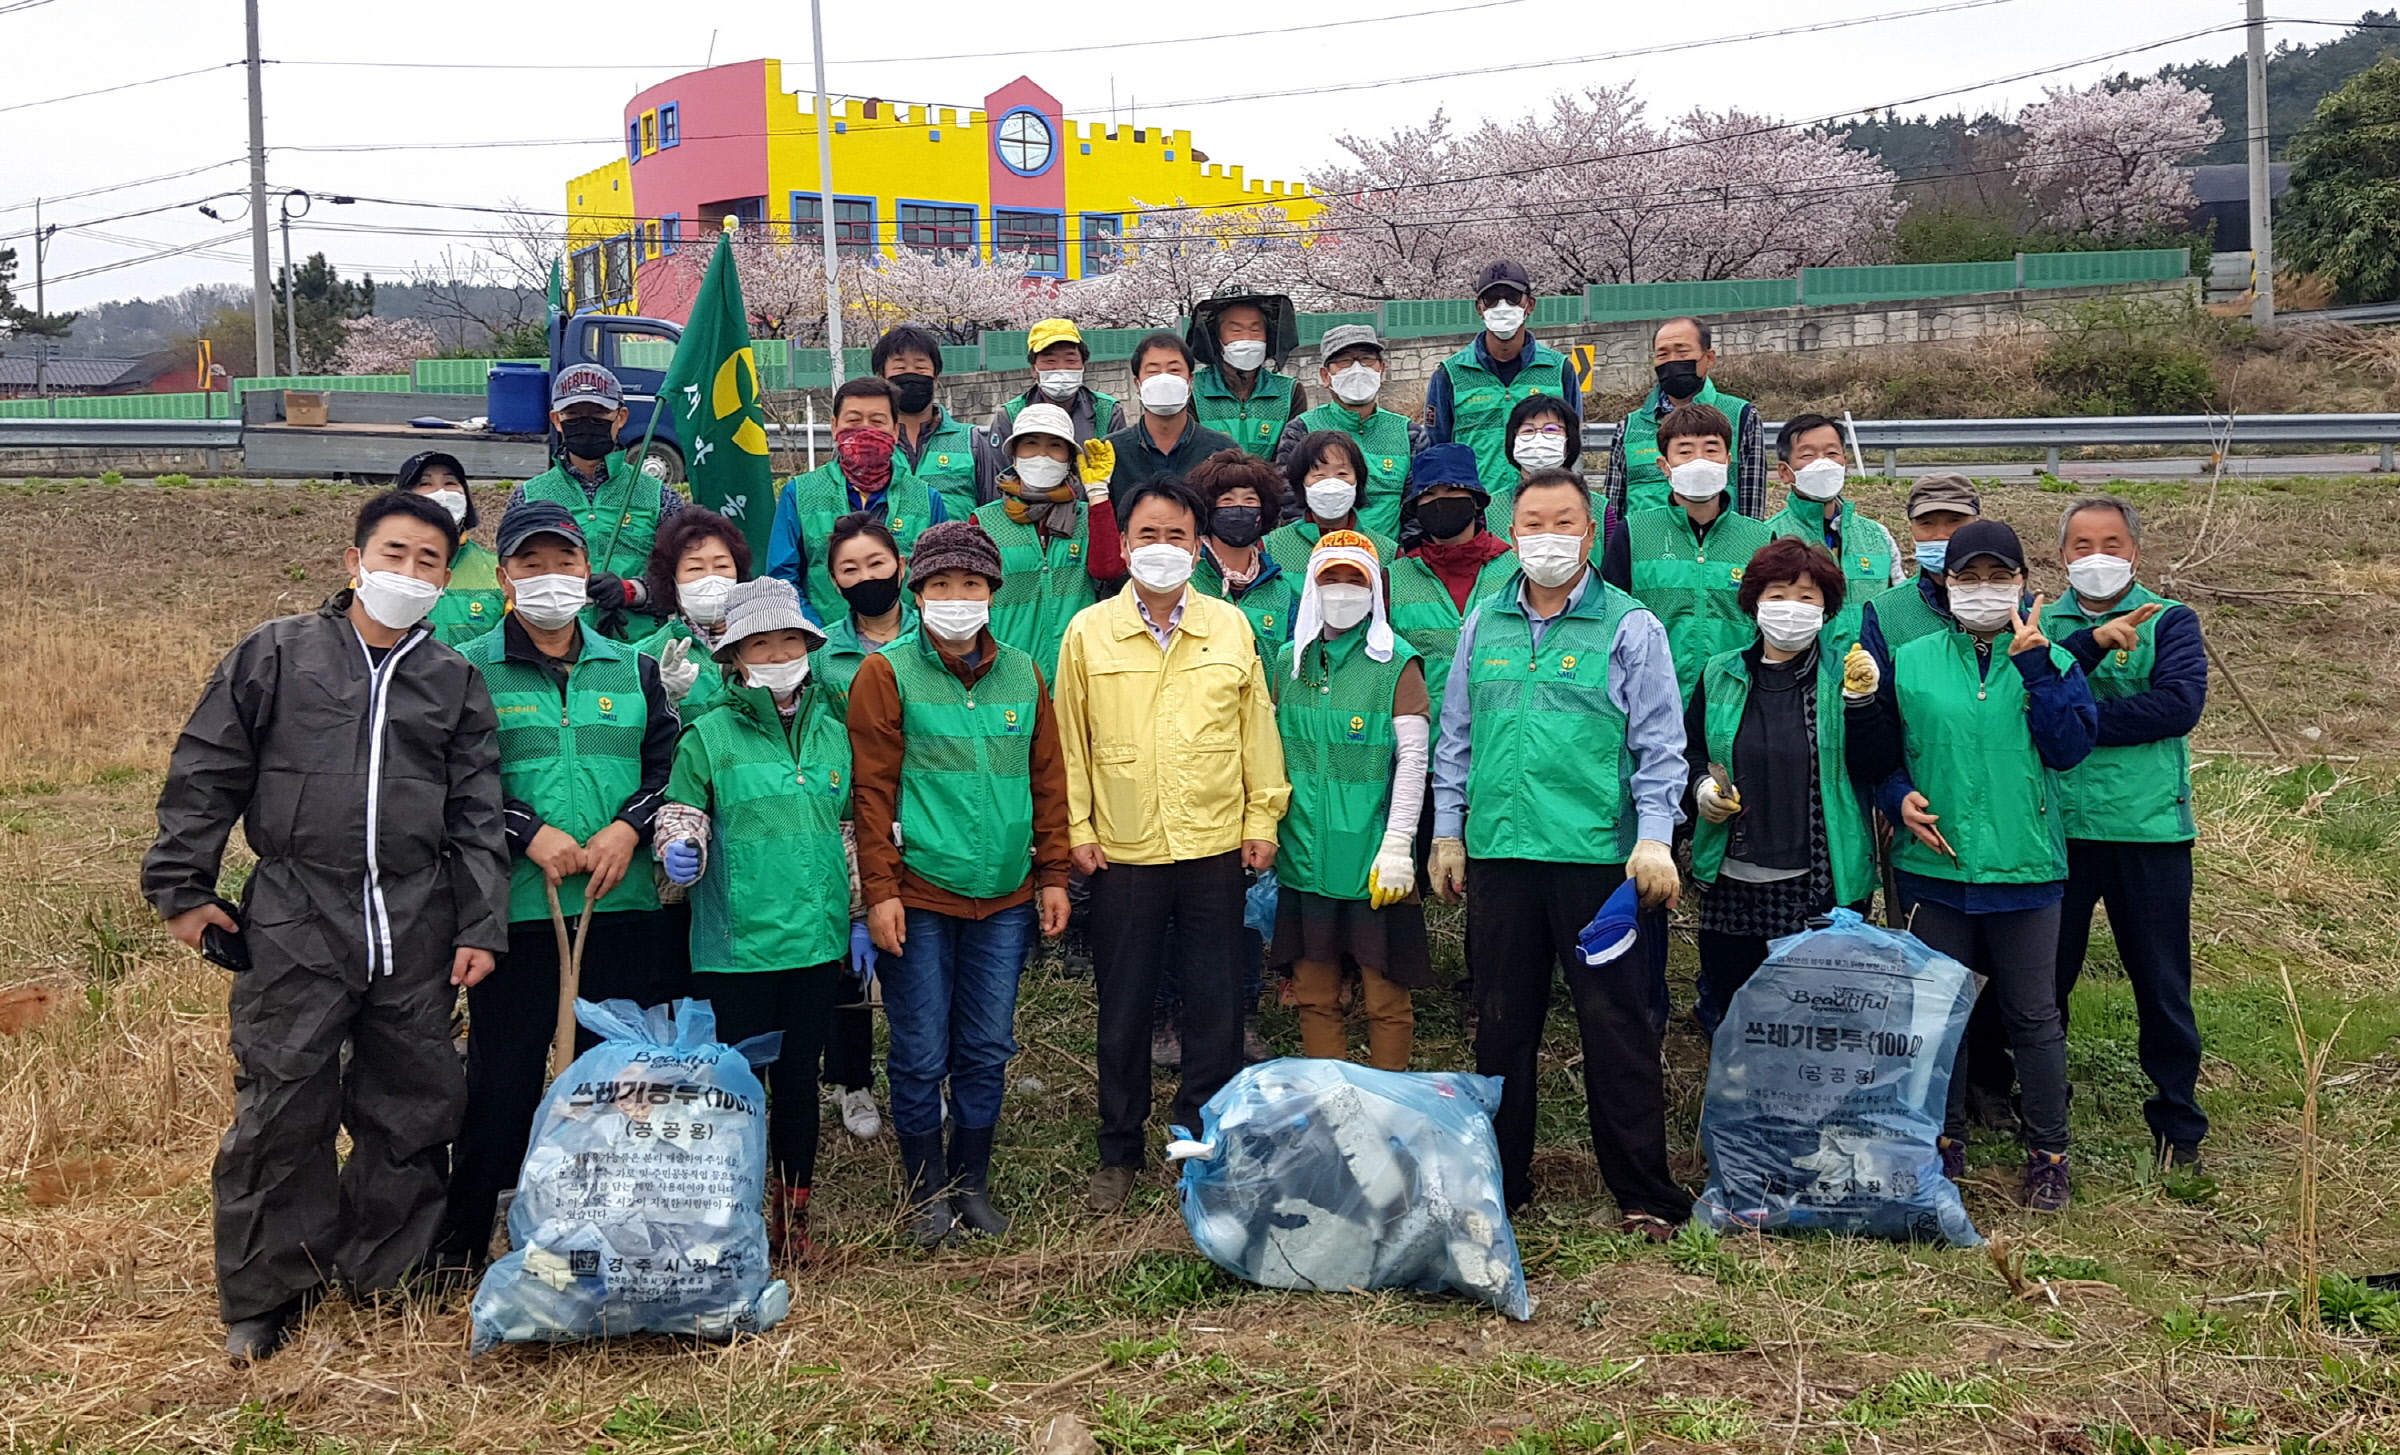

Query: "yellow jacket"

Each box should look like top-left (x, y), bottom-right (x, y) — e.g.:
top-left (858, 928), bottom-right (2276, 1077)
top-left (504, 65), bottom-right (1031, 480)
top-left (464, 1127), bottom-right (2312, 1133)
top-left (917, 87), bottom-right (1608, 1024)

top-left (1053, 587), bottom-right (1290, 866)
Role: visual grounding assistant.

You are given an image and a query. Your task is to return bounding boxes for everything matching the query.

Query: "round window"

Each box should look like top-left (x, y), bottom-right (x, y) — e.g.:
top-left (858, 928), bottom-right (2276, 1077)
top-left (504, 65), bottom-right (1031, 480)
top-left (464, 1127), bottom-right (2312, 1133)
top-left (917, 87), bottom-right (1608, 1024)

top-left (997, 108), bottom-right (1056, 177)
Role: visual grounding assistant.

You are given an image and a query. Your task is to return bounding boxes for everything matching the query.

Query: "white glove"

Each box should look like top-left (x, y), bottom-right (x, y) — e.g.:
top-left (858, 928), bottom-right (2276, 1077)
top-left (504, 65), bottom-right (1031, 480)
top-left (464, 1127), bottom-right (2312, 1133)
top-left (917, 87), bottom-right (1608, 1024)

top-left (1696, 778), bottom-right (1742, 825)
top-left (1429, 835), bottom-right (1468, 901)
top-left (1626, 837), bottom-right (1679, 909)
top-left (1841, 643), bottom-right (1881, 702)
top-left (1368, 830), bottom-right (1416, 909)
top-left (658, 636), bottom-right (701, 704)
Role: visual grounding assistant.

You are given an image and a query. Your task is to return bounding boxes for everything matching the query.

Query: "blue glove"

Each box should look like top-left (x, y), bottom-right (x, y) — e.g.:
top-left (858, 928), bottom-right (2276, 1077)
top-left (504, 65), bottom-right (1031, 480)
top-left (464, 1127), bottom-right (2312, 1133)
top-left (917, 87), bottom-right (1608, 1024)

top-left (1577, 877), bottom-right (1642, 966)
top-left (849, 920), bottom-right (878, 980)
top-left (662, 836), bottom-right (703, 886)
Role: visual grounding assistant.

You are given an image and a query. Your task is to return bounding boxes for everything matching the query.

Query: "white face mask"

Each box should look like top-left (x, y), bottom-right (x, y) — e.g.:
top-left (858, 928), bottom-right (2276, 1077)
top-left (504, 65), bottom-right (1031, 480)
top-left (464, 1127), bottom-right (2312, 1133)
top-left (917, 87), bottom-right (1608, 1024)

top-left (1670, 457), bottom-right (1728, 503)
top-left (1514, 532), bottom-right (1587, 588)
top-left (745, 656), bottom-right (810, 693)
top-left (2067, 553), bottom-right (2135, 602)
top-left (1317, 582), bottom-right (1373, 632)
top-left (1304, 480), bottom-right (1357, 520)
top-left (1482, 303), bottom-right (1526, 339)
top-left (1514, 433), bottom-right (1569, 471)
top-left (1329, 363), bottom-right (1383, 405)
top-left (1037, 369), bottom-right (1084, 401)
top-left (1220, 338), bottom-right (1268, 371)
top-left (1013, 454), bottom-right (1073, 492)
top-left (510, 572), bottom-right (588, 630)
top-left (355, 570), bottom-right (443, 630)
top-left (678, 572), bottom-right (736, 625)
top-left (1790, 457), bottom-right (1846, 502)
top-left (1755, 599), bottom-right (1825, 652)
top-left (1139, 373), bottom-right (1191, 416)
top-left (1128, 542), bottom-right (1197, 593)
top-left (426, 489), bottom-right (469, 524)
top-left (1947, 581), bottom-right (2021, 633)
top-left (920, 597), bottom-right (990, 642)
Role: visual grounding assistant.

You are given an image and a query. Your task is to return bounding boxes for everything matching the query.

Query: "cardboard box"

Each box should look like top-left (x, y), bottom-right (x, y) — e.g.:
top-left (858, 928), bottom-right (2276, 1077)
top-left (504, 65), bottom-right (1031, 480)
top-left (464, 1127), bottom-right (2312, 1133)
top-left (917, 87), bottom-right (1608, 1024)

top-left (284, 390), bottom-right (328, 427)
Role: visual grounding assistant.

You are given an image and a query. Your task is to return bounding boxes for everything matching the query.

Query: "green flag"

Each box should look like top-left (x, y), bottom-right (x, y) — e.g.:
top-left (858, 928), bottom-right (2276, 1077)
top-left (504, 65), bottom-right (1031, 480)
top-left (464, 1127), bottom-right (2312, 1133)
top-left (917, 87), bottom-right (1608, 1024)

top-left (547, 257), bottom-right (565, 318)
top-left (659, 232), bottom-right (773, 560)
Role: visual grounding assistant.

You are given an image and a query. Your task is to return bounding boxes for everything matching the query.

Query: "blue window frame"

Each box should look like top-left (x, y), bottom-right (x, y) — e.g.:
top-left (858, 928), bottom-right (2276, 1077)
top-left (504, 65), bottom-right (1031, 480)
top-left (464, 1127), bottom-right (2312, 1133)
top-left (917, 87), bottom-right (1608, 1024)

top-left (626, 119), bottom-right (641, 162)
top-left (570, 245), bottom-right (602, 309)
top-left (789, 192), bottom-right (878, 258)
top-left (659, 102), bottom-right (679, 149)
top-left (897, 200), bottom-right (976, 258)
top-left (993, 208), bottom-right (1064, 276)
top-left (661, 213), bottom-right (681, 253)
top-left (994, 106), bottom-right (1058, 178)
top-left (1080, 214), bottom-right (1124, 276)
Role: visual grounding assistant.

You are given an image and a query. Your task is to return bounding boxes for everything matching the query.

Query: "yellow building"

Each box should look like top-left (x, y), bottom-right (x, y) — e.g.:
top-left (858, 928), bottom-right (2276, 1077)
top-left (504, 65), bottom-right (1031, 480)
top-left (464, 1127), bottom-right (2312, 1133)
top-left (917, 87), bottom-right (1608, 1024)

top-left (562, 62), bottom-right (1316, 318)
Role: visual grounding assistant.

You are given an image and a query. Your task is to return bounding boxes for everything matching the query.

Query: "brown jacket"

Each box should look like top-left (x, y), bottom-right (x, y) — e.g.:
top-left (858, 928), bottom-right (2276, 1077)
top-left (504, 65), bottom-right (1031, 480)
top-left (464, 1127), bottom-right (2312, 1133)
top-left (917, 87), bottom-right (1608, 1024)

top-left (846, 629), bottom-right (1073, 918)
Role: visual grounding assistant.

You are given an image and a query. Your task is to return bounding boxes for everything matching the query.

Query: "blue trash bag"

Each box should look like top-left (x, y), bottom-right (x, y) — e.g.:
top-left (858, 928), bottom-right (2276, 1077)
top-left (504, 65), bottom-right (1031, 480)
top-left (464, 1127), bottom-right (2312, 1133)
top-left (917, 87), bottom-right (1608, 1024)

top-left (1243, 869), bottom-right (1280, 940)
top-left (469, 997), bottom-right (793, 1353)
top-left (1694, 909), bottom-right (1981, 1247)
top-left (1168, 1058), bottom-right (1533, 1320)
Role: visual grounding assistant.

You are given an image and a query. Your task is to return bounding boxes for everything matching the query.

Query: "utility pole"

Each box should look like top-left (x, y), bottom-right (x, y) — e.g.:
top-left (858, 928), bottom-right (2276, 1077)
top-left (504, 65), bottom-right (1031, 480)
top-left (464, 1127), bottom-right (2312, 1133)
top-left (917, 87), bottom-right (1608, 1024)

top-left (31, 198), bottom-right (46, 397)
top-left (245, 0), bottom-right (274, 376)
top-left (280, 197), bottom-right (299, 375)
top-left (810, 0), bottom-right (843, 388)
top-left (2246, 0), bottom-right (2275, 329)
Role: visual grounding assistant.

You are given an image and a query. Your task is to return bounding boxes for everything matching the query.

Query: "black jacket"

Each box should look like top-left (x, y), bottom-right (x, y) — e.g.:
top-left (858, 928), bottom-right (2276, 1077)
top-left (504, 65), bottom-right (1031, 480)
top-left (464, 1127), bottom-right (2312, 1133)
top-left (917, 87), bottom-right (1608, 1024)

top-left (143, 593), bottom-right (512, 977)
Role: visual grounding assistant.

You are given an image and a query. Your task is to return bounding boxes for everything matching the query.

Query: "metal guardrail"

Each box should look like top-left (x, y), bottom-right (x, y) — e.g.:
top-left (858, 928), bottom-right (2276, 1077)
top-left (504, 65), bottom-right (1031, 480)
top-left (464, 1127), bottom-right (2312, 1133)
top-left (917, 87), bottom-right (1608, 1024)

top-left (0, 418), bottom-right (244, 448)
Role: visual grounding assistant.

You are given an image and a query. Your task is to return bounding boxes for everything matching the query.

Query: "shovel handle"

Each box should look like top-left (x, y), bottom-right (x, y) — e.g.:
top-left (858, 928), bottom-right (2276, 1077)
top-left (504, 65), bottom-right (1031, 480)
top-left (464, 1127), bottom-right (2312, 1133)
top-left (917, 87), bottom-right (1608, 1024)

top-left (544, 882), bottom-right (582, 1081)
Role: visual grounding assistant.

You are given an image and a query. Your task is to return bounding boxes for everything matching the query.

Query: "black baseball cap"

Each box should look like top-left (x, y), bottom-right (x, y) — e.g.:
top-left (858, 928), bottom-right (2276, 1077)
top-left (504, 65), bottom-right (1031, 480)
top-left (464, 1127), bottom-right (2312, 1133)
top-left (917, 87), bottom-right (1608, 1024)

top-left (495, 499), bottom-right (586, 557)
top-left (1942, 518), bottom-right (2026, 573)
top-left (1472, 259), bottom-right (1534, 300)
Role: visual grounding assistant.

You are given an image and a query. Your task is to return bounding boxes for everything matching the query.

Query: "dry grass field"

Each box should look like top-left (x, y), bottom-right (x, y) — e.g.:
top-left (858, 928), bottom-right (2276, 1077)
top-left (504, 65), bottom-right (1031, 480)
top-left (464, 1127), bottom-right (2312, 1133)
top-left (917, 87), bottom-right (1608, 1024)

top-left (6, 473), bottom-right (2400, 1454)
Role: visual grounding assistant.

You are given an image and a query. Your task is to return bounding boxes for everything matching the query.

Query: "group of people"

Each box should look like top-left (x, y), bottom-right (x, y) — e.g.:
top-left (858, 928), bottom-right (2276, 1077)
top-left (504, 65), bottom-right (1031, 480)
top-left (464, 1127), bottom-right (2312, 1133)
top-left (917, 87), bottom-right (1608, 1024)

top-left (143, 262), bottom-right (2212, 1364)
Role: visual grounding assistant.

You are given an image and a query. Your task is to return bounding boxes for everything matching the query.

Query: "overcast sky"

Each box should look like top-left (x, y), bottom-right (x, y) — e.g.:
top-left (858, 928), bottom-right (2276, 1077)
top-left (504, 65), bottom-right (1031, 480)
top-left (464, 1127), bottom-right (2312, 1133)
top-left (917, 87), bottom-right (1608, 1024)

top-left (3, 0), bottom-right (2293, 313)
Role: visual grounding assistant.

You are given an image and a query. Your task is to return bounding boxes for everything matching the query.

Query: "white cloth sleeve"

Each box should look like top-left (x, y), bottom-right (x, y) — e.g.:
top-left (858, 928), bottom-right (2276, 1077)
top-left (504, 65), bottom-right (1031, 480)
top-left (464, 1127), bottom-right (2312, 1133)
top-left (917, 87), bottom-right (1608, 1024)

top-left (1384, 714), bottom-right (1430, 844)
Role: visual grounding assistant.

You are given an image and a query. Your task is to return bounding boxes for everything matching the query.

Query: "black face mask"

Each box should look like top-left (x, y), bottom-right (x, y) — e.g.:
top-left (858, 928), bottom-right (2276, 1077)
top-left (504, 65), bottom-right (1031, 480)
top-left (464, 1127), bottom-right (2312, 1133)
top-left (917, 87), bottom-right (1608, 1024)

top-left (890, 373), bottom-right (937, 415)
top-left (1414, 495), bottom-right (1481, 542)
top-left (1654, 359), bottom-right (1704, 401)
top-left (1210, 504), bottom-right (1266, 548)
top-left (839, 571), bottom-right (903, 619)
top-left (559, 416), bottom-right (618, 459)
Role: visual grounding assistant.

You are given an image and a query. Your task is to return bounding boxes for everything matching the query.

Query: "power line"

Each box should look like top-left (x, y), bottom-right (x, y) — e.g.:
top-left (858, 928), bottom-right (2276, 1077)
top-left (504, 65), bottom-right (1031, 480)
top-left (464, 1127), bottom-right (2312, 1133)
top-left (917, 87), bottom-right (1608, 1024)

top-left (0, 0), bottom-right (67, 13)
top-left (0, 61), bottom-right (240, 116)
top-left (834, 0), bottom-right (1544, 64)
top-left (0, 159), bottom-right (247, 218)
top-left (271, 58), bottom-right (710, 71)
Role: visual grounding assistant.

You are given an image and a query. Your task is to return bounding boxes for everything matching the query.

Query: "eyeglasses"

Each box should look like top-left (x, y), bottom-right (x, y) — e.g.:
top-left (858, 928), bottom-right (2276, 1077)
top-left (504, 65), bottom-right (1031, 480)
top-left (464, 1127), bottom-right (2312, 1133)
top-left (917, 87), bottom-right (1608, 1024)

top-left (1516, 424), bottom-right (1569, 437)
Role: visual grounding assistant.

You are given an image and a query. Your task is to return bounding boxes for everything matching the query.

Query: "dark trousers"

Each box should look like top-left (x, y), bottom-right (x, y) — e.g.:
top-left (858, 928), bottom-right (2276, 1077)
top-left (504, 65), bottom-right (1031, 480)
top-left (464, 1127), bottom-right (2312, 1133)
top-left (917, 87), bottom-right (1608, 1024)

top-left (1694, 899), bottom-right (1873, 1036)
top-left (1467, 857), bottom-right (1688, 1221)
top-left (1091, 851), bottom-right (1246, 1168)
top-left (1902, 895), bottom-right (2070, 1153)
top-left (447, 909), bottom-right (685, 1254)
top-left (2059, 838), bottom-right (2208, 1149)
top-left (824, 972), bottom-right (874, 1092)
top-left (215, 954), bottom-right (462, 1322)
top-left (693, 963), bottom-right (842, 1188)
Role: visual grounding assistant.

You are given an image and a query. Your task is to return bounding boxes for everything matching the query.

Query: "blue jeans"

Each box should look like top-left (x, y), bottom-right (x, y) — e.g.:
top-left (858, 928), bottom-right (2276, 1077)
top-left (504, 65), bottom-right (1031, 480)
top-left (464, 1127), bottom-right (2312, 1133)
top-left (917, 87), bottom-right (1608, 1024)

top-left (882, 903), bottom-right (1035, 1139)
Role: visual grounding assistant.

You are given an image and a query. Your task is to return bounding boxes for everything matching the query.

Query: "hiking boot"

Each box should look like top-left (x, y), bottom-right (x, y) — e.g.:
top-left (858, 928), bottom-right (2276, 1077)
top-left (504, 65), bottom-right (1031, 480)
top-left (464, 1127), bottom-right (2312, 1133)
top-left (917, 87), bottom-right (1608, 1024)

top-left (948, 1123), bottom-right (1012, 1238)
top-left (1086, 1164), bottom-right (1137, 1214)
top-left (839, 1086), bottom-right (883, 1140)
top-left (1937, 1136), bottom-right (1967, 1183)
top-left (1150, 1027), bottom-right (1181, 1069)
top-left (898, 1131), bottom-right (954, 1248)
top-left (771, 1185), bottom-right (816, 1263)
top-left (2023, 1150), bottom-right (2071, 1213)
top-left (224, 1295), bottom-right (308, 1365)
top-left (2162, 1141), bottom-right (2205, 1176)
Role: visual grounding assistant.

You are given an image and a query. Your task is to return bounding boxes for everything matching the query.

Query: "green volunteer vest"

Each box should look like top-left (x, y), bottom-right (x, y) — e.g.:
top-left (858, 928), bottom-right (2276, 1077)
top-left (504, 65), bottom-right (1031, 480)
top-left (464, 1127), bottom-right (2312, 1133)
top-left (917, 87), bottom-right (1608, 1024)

top-left (973, 497), bottom-right (1096, 681)
top-left (1387, 549), bottom-right (1518, 746)
top-left (1440, 339), bottom-right (1570, 505)
top-left (427, 540), bottom-right (503, 647)
top-left (1890, 629), bottom-right (2076, 885)
top-left (1270, 628), bottom-right (1420, 900)
top-left (522, 451), bottom-right (661, 580)
top-left (683, 682), bottom-right (852, 973)
top-left (461, 627), bottom-right (660, 922)
top-left (1261, 520), bottom-right (1400, 586)
top-left (886, 630), bottom-right (1043, 900)
top-left (1689, 639), bottom-right (1876, 906)
top-left (1192, 365), bottom-right (1296, 458)
top-left (1867, 577), bottom-right (1949, 652)
top-left (1192, 547), bottom-right (1298, 648)
top-left (904, 411), bottom-right (982, 523)
top-left (779, 459), bottom-right (939, 626)
top-left (1616, 379), bottom-right (1750, 517)
top-left (1624, 504), bottom-right (1776, 703)
top-left (1767, 496), bottom-right (1897, 599)
top-left (2040, 583), bottom-right (2195, 843)
top-left (632, 615), bottom-right (729, 719)
top-left (1005, 388), bottom-right (1119, 438)
top-left (1462, 576), bottom-right (1638, 863)
top-left (1292, 403), bottom-right (1412, 537)
top-left (814, 604), bottom-right (916, 699)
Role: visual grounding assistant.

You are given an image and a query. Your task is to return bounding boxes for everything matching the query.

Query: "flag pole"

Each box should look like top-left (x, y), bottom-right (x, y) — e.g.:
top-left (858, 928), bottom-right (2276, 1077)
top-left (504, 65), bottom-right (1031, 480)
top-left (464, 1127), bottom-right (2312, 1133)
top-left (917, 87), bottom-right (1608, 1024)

top-left (811, 0), bottom-right (844, 390)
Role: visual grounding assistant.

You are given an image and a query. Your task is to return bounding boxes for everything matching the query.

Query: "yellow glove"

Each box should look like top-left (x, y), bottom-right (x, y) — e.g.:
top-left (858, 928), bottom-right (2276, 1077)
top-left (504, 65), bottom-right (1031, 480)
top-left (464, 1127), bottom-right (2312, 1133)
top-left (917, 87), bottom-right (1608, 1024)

top-left (1696, 777), bottom-right (1742, 825)
top-left (1428, 836), bottom-right (1468, 902)
top-left (1368, 831), bottom-right (1416, 909)
top-left (1078, 439), bottom-right (1115, 506)
top-left (1841, 643), bottom-right (1881, 700)
top-left (1626, 837), bottom-right (1679, 909)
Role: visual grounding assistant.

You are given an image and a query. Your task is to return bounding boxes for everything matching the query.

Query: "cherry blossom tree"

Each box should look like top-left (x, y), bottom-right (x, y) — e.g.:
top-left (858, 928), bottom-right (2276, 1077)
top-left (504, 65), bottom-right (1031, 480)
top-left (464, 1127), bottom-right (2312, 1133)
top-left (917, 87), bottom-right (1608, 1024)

top-left (639, 233), bottom-right (1057, 345)
top-left (1060, 204), bottom-right (1317, 326)
top-left (333, 315), bottom-right (439, 374)
top-left (2011, 79), bottom-right (2222, 238)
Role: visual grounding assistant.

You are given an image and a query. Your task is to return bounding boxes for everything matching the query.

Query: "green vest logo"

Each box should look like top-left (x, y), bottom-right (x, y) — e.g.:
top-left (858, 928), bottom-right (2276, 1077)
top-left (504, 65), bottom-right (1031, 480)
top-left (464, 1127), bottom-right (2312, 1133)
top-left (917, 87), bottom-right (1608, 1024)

top-left (469, 601), bottom-right (486, 616)
top-left (1003, 708), bottom-right (1023, 734)
top-left (1558, 653), bottom-right (1580, 678)
top-left (937, 454), bottom-right (953, 467)
top-left (1347, 714), bottom-right (1366, 742)
top-left (596, 695), bottom-right (617, 718)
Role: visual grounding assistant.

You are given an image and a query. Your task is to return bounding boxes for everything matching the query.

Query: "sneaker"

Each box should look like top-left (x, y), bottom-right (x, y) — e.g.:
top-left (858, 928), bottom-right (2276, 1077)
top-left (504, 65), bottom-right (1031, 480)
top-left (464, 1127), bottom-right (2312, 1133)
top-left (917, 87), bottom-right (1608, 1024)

top-left (1150, 1027), bottom-right (1182, 1069)
top-left (1937, 1136), bottom-right (1967, 1183)
top-left (2023, 1150), bottom-right (2071, 1213)
top-left (1086, 1164), bottom-right (1136, 1214)
top-left (224, 1295), bottom-right (308, 1365)
top-left (1621, 1212), bottom-right (1680, 1244)
top-left (839, 1087), bottom-right (882, 1139)
top-left (1242, 1023), bottom-right (1271, 1064)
